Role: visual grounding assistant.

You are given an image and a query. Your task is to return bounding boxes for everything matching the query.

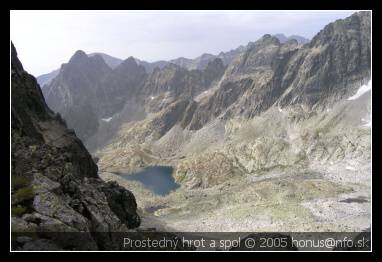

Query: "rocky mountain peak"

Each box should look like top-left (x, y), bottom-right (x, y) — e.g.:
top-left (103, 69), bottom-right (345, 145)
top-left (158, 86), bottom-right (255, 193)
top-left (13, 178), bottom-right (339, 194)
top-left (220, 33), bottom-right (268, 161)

top-left (41, 49), bottom-right (113, 142)
top-left (310, 11), bottom-right (370, 48)
top-left (198, 53), bottom-right (215, 60)
top-left (274, 34), bottom-right (310, 45)
top-left (66, 50), bottom-right (110, 71)
top-left (11, 42), bottom-right (23, 72)
top-left (88, 52), bottom-right (123, 69)
top-left (124, 56), bottom-right (138, 65)
top-left (90, 53), bottom-right (108, 65)
top-left (185, 11), bottom-right (370, 131)
top-left (68, 50), bottom-right (88, 63)
top-left (255, 34), bottom-right (281, 47)
top-left (61, 50), bottom-right (111, 80)
top-left (114, 56), bottom-right (145, 75)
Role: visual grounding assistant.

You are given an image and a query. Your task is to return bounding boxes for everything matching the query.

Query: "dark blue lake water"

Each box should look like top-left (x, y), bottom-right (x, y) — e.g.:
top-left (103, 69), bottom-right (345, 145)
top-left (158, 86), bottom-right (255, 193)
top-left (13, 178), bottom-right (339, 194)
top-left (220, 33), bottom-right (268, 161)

top-left (115, 166), bottom-right (180, 196)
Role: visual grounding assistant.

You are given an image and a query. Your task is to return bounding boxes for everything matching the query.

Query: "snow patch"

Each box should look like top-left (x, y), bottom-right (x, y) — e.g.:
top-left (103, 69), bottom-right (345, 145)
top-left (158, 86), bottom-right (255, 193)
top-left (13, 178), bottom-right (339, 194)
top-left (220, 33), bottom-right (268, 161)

top-left (101, 117), bottom-right (113, 122)
top-left (347, 80), bottom-right (371, 100)
top-left (361, 121), bottom-right (371, 128)
top-left (346, 166), bottom-right (356, 171)
top-left (361, 117), bottom-right (371, 128)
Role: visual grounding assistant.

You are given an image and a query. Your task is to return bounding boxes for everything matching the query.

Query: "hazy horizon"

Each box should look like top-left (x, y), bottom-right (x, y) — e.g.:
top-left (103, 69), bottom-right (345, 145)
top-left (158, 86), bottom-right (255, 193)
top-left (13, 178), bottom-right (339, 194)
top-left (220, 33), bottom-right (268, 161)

top-left (11, 10), bottom-right (356, 76)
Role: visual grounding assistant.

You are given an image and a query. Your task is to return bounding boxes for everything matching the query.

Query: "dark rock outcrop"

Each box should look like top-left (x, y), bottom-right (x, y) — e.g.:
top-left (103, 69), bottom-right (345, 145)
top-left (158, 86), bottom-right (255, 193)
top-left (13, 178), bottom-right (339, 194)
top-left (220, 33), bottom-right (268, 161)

top-left (99, 181), bottom-right (141, 228)
top-left (11, 43), bottom-right (140, 250)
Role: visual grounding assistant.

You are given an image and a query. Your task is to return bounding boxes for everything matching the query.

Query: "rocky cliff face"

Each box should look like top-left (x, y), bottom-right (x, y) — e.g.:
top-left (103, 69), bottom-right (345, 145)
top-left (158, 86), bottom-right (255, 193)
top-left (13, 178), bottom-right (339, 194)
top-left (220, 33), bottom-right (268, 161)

top-left (278, 12), bottom-right (371, 108)
top-left (185, 12), bottom-right (371, 130)
top-left (98, 57), bottom-right (147, 116)
top-left (84, 58), bottom-right (226, 152)
top-left (11, 43), bottom-right (141, 250)
top-left (42, 51), bottom-right (111, 141)
top-left (142, 59), bottom-right (225, 105)
top-left (42, 52), bottom-right (148, 143)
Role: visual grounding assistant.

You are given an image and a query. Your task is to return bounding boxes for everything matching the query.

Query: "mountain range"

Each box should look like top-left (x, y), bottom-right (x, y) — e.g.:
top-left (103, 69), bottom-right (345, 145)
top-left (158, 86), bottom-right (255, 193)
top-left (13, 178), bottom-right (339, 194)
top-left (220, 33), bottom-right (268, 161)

top-left (42, 12), bottom-right (371, 232)
top-left (40, 13), bottom-right (370, 148)
top-left (36, 34), bottom-right (309, 87)
top-left (12, 11), bottom-right (371, 238)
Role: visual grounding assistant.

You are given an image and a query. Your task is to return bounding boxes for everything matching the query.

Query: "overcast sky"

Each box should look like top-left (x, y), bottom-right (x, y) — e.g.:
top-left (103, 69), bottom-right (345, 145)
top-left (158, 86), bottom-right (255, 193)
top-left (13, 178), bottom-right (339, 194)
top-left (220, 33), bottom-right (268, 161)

top-left (11, 10), bottom-right (356, 76)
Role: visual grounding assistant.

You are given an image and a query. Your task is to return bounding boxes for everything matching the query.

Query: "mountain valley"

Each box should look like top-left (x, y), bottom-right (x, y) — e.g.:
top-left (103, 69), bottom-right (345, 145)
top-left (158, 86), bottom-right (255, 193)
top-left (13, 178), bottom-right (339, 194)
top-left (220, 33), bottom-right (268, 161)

top-left (13, 11), bottom-right (371, 239)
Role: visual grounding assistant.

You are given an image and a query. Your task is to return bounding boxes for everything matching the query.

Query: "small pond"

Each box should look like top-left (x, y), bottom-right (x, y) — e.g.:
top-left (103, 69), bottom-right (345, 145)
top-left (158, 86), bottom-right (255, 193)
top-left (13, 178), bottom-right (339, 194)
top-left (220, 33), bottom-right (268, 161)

top-left (115, 166), bottom-right (179, 196)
